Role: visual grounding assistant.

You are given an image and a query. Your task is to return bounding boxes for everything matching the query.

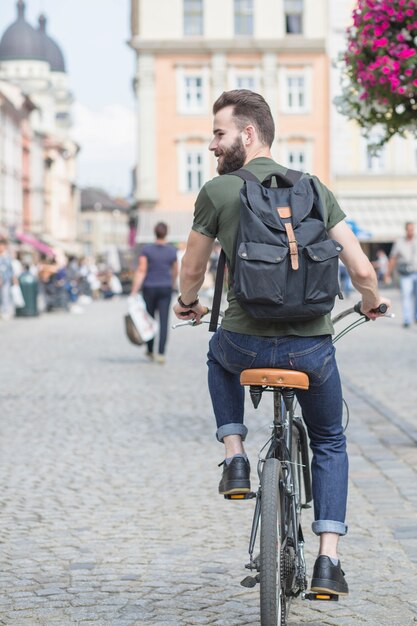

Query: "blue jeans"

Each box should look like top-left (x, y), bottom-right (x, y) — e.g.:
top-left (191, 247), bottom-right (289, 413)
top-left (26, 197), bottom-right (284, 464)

top-left (207, 328), bottom-right (348, 536)
top-left (142, 286), bottom-right (172, 355)
top-left (399, 273), bottom-right (417, 325)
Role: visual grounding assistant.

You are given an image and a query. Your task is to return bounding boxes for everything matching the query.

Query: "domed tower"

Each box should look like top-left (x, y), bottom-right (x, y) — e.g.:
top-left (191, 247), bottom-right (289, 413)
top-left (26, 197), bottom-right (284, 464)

top-left (37, 14), bottom-right (72, 132)
top-left (0, 1), bottom-right (72, 135)
top-left (0, 0), bottom-right (44, 63)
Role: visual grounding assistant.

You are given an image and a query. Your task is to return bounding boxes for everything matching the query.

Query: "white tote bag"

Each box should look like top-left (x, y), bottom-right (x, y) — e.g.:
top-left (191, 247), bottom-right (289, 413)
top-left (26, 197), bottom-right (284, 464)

top-left (11, 283), bottom-right (25, 308)
top-left (126, 295), bottom-right (158, 344)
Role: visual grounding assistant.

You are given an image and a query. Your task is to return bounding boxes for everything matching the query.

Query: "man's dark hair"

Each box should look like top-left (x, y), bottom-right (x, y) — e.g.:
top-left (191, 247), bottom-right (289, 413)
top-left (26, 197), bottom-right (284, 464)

top-left (154, 222), bottom-right (168, 240)
top-left (213, 89), bottom-right (275, 147)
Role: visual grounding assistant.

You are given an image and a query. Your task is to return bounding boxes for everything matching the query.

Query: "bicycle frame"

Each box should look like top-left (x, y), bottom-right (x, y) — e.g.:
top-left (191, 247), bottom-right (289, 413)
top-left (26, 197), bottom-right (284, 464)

top-left (244, 385), bottom-right (311, 599)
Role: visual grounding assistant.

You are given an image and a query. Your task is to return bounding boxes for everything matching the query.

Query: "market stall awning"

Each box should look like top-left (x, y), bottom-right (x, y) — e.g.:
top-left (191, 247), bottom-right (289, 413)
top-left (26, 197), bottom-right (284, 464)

top-left (338, 196), bottom-right (417, 242)
top-left (15, 232), bottom-right (55, 257)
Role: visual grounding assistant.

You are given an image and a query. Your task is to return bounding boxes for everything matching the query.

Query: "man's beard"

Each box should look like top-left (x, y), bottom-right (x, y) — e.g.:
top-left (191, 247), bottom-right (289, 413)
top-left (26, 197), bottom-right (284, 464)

top-left (216, 136), bottom-right (246, 175)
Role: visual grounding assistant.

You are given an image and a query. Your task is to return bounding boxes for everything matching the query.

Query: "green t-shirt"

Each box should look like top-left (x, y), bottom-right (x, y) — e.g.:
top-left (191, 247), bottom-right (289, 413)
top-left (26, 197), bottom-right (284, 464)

top-left (192, 157), bottom-right (345, 337)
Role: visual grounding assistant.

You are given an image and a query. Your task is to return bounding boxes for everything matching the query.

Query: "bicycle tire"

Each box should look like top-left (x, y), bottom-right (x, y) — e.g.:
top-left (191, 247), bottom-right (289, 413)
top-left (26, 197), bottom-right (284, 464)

top-left (260, 457), bottom-right (288, 626)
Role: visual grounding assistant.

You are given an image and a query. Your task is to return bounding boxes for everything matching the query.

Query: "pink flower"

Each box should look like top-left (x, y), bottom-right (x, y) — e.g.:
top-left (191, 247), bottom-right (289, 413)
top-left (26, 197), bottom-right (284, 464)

top-left (404, 68), bottom-right (413, 76)
top-left (374, 37), bottom-right (388, 47)
top-left (381, 66), bottom-right (391, 74)
top-left (398, 48), bottom-right (416, 59)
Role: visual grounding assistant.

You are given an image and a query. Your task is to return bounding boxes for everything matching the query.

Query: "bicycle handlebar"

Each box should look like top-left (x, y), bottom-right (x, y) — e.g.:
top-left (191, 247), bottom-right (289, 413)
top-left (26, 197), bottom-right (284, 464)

top-left (174, 303), bottom-right (392, 329)
top-left (353, 302), bottom-right (388, 316)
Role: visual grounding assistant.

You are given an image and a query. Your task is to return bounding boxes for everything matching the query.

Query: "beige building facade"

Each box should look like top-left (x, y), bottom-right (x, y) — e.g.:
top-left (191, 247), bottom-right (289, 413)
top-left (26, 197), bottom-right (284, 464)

top-left (129, 0), bottom-right (331, 241)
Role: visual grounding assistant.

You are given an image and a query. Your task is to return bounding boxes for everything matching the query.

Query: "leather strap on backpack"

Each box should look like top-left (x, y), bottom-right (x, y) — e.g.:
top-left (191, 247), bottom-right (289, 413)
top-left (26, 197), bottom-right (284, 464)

top-left (278, 207), bottom-right (299, 271)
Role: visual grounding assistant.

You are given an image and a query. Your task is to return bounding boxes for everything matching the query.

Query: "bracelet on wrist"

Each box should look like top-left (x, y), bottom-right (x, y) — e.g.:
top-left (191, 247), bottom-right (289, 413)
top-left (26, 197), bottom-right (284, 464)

top-left (178, 294), bottom-right (199, 308)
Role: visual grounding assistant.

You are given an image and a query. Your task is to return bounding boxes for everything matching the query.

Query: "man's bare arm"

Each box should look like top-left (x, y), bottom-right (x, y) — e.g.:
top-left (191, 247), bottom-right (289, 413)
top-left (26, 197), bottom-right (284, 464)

top-left (173, 230), bottom-right (214, 321)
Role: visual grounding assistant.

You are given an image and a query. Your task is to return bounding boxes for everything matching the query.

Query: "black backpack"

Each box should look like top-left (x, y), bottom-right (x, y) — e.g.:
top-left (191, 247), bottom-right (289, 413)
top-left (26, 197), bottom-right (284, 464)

top-left (209, 168), bottom-right (343, 331)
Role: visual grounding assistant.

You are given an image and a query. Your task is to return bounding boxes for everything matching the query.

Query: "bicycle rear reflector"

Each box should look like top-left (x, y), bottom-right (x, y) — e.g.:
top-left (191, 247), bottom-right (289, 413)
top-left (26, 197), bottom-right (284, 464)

top-left (224, 492), bottom-right (256, 500)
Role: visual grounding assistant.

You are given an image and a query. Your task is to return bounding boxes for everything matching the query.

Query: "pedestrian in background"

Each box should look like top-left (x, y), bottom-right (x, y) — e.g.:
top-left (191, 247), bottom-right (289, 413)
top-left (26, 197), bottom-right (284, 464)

top-left (372, 249), bottom-right (389, 286)
top-left (338, 258), bottom-right (352, 298)
top-left (131, 222), bottom-right (178, 363)
top-left (0, 236), bottom-right (15, 320)
top-left (386, 222), bottom-right (417, 328)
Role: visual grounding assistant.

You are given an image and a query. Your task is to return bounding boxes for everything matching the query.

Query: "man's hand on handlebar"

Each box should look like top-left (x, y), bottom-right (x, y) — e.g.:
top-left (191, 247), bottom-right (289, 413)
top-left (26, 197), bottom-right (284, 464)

top-left (357, 297), bottom-right (392, 320)
top-left (173, 301), bottom-right (209, 324)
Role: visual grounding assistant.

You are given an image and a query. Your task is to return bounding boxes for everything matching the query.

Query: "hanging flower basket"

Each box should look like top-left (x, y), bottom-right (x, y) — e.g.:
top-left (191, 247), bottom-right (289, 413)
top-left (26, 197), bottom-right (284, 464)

top-left (335, 0), bottom-right (417, 150)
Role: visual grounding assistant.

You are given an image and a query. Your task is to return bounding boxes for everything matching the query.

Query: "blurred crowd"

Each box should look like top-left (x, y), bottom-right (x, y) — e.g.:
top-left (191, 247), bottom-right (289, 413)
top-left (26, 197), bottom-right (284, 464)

top-left (0, 235), bottom-right (127, 320)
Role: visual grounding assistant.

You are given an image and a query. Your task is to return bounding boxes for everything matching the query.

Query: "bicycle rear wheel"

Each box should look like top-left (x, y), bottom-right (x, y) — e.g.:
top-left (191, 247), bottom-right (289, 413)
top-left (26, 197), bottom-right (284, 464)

top-left (260, 457), bottom-right (288, 626)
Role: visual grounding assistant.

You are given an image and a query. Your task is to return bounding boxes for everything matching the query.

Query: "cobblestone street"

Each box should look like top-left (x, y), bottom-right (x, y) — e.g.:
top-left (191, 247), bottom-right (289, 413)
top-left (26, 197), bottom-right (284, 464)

top-left (1, 289), bottom-right (416, 626)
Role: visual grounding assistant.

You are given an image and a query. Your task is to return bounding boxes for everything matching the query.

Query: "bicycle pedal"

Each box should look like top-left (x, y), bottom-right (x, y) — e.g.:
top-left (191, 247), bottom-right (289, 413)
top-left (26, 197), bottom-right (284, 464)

top-left (224, 492), bottom-right (256, 500)
top-left (304, 592), bottom-right (339, 602)
top-left (240, 574), bottom-right (260, 588)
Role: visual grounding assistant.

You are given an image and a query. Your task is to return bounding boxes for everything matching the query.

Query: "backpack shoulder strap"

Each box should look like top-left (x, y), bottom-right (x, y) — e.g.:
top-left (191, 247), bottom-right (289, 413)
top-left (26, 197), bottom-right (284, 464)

top-left (228, 169), bottom-right (259, 183)
top-left (231, 167), bottom-right (304, 188)
top-left (209, 248), bottom-right (226, 332)
top-left (283, 168), bottom-right (304, 185)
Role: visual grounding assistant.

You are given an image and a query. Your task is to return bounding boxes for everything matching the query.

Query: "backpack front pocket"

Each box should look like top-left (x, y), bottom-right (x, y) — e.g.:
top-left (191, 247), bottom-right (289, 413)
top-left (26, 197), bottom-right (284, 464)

top-left (235, 242), bottom-right (289, 304)
top-left (303, 240), bottom-right (342, 304)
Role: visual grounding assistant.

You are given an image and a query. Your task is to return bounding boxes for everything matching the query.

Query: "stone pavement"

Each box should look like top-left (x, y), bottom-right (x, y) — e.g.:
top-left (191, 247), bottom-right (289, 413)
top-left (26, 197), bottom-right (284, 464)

top-left (0, 288), bottom-right (416, 626)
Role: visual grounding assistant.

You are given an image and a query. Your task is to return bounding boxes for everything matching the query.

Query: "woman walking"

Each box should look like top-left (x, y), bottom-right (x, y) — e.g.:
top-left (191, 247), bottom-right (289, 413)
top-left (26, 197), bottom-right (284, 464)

top-left (131, 222), bottom-right (178, 363)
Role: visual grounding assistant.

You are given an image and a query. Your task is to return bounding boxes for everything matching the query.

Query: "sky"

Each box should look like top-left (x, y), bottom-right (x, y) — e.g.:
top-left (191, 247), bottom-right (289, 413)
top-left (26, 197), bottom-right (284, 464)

top-left (1, 0), bottom-right (136, 197)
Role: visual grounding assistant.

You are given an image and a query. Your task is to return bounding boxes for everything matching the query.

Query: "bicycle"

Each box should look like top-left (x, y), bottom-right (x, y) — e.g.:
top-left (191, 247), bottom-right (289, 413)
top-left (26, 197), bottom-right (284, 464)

top-left (173, 301), bottom-right (390, 626)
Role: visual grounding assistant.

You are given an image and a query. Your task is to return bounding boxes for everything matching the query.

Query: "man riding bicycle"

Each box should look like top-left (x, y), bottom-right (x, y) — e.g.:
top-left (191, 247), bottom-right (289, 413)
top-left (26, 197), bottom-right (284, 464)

top-left (173, 89), bottom-right (390, 596)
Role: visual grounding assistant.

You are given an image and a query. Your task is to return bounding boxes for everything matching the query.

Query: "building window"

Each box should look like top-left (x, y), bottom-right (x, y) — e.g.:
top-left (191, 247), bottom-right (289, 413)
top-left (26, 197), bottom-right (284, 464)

top-left (365, 145), bottom-right (385, 173)
top-left (288, 149), bottom-right (306, 171)
top-left (184, 0), bottom-right (203, 36)
top-left (234, 0), bottom-right (253, 36)
top-left (185, 76), bottom-right (203, 110)
top-left (287, 75), bottom-right (305, 110)
top-left (83, 219), bottom-right (93, 234)
top-left (282, 141), bottom-right (311, 172)
top-left (186, 150), bottom-right (204, 192)
top-left (236, 75), bottom-right (256, 90)
top-left (178, 143), bottom-right (208, 193)
top-left (177, 69), bottom-right (208, 114)
top-left (279, 67), bottom-right (311, 113)
top-left (284, 0), bottom-right (303, 34)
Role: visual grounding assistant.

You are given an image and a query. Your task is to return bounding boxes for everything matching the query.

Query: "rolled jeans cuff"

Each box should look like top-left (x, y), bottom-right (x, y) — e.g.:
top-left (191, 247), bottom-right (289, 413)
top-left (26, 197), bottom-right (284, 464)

top-left (216, 423), bottom-right (248, 443)
top-left (312, 520), bottom-right (348, 536)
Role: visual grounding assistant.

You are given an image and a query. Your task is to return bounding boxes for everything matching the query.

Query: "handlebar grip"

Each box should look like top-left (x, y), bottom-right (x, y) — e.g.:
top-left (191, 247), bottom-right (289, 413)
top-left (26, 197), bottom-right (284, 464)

top-left (354, 301), bottom-right (388, 315)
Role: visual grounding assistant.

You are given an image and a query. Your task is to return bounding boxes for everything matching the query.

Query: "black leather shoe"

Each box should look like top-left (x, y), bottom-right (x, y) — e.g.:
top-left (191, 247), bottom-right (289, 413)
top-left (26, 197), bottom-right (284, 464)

top-left (310, 556), bottom-right (349, 596)
top-left (218, 456), bottom-right (250, 495)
